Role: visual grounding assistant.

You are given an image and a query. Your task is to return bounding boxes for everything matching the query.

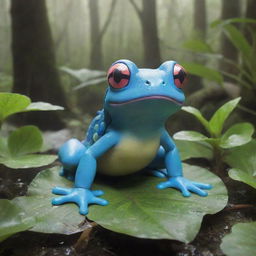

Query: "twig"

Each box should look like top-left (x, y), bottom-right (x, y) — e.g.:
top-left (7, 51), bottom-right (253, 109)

top-left (224, 204), bottom-right (254, 211)
top-left (74, 221), bottom-right (97, 252)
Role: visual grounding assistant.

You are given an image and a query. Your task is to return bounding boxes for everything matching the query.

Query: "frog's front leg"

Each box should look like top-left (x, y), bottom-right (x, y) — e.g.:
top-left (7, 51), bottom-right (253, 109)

top-left (58, 138), bottom-right (86, 181)
top-left (52, 131), bottom-right (120, 215)
top-left (155, 130), bottom-right (212, 197)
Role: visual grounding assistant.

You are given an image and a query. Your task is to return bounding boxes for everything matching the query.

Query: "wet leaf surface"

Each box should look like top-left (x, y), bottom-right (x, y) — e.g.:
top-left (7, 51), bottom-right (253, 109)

top-left (221, 222), bottom-right (256, 256)
top-left (0, 199), bottom-right (34, 242)
top-left (224, 140), bottom-right (256, 189)
top-left (9, 164), bottom-right (228, 242)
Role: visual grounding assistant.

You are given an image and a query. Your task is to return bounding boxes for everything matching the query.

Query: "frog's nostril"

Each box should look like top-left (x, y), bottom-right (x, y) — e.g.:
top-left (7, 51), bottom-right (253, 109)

top-left (145, 80), bottom-right (151, 85)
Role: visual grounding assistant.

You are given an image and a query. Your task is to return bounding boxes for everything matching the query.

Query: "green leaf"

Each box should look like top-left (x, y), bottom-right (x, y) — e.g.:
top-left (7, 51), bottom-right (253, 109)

top-left (60, 67), bottom-right (105, 82)
top-left (220, 122), bottom-right (254, 149)
top-left (223, 24), bottom-right (252, 61)
top-left (0, 136), bottom-right (8, 157)
top-left (0, 154), bottom-right (57, 169)
top-left (221, 222), bottom-right (256, 256)
top-left (181, 62), bottom-right (223, 84)
top-left (73, 77), bottom-right (107, 90)
top-left (224, 140), bottom-right (256, 188)
top-left (175, 140), bottom-right (213, 161)
top-left (24, 102), bottom-right (64, 111)
top-left (12, 165), bottom-right (227, 241)
top-left (173, 131), bottom-right (209, 141)
top-left (13, 167), bottom-right (85, 234)
top-left (8, 126), bottom-right (43, 157)
top-left (0, 199), bottom-right (34, 242)
top-left (211, 18), bottom-right (256, 28)
top-left (181, 106), bottom-right (211, 133)
top-left (0, 93), bottom-right (31, 122)
top-left (183, 39), bottom-right (213, 53)
top-left (88, 164), bottom-right (227, 242)
top-left (229, 168), bottom-right (256, 189)
top-left (209, 97), bottom-right (241, 137)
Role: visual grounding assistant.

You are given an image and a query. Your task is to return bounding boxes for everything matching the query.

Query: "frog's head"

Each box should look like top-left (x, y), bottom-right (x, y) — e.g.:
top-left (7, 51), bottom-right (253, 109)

top-left (104, 59), bottom-right (187, 122)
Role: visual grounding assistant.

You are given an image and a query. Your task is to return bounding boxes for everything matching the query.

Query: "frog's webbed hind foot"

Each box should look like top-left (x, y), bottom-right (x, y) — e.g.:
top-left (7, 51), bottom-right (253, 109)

top-left (146, 169), bottom-right (168, 178)
top-left (59, 167), bottom-right (75, 181)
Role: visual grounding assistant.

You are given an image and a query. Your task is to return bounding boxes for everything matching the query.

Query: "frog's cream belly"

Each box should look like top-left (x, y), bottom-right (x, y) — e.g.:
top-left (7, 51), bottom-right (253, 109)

top-left (98, 136), bottom-right (160, 176)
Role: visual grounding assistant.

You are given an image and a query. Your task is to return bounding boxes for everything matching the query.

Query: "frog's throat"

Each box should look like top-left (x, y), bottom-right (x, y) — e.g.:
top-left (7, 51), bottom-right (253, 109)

top-left (109, 95), bottom-right (183, 107)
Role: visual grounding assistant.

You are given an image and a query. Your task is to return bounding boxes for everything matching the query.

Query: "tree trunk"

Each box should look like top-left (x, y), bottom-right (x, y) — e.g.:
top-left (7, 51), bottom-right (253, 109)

top-left (88, 0), bottom-right (103, 70)
top-left (220, 0), bottom-right (241, 80)
top-left (193, 0), bottom-right (207, 41)
top-left (129, 0), bottom-right (161, 68)
top-left (187, 0), bottom-right (207, 94)
top-left (141, 0), bottom-right (161, 67)
top-left (10, 0), bottom-right (67, 130)
top-left (239, 0), bottom-right (256, 125)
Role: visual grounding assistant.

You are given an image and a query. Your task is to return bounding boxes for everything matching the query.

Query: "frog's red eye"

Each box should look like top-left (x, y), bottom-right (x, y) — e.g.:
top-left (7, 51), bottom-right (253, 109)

top-left (173, 64), bottom-right (187, 88)
top-left (107, 63), bottom-right (130, 89)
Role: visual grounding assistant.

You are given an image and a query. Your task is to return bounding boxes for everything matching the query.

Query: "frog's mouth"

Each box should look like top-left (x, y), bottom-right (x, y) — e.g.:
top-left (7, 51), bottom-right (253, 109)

top-left (109, 95), bottom-right (183, 107)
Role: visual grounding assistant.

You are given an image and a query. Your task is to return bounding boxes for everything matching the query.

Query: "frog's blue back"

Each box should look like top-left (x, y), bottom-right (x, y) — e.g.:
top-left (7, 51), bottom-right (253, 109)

top-left (84, 109), bottom-right (110, 147)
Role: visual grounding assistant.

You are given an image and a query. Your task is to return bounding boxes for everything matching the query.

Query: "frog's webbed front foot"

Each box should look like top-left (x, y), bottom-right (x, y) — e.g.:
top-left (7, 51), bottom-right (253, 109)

top-left (157, 176), bottom-right (212, 197)
top-left (52, 187), bottom-right (108, 215)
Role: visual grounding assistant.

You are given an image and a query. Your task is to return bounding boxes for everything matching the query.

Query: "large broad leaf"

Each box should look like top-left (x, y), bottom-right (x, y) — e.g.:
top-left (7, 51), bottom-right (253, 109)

top-left (175, 140), bottom-right (213, 161)
top-left (0, 154), bottom-right (57, 169)
top-left (181, 62), bottom-right (223, 85)
top-left (181, 106), bottom-right (210, 134)
top-left (8, 126), bottom-right (43, 156)
top-left (13, 165), bottom-right (227, 242)
top-left (221, 222), bottom-right (256, 256)
top-left (224, 140), bottom-right (256, 189)
top-left (209, 97), bottom-right (241, 137)
top-left (220, 122), bottom-right (254, 149)
top-left (24, 102), bottom-right (64, 111)
top-left (0, 199), bottom-right (34, 242)
top-left (87, 164), bottom-right (227, 242)
top-left (173, 131), bottom-right (209, 141)
top-left (0, 93), bottom-right (31, 122)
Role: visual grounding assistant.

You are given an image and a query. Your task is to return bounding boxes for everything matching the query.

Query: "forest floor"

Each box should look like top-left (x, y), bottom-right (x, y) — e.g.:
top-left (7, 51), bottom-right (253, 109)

top-left (0, 157), bottom-right (256, 256)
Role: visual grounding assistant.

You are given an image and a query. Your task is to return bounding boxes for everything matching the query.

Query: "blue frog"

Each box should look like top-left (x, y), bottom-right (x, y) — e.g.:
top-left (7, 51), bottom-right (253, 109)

top-left (52, 60), bottom-right (212, 215)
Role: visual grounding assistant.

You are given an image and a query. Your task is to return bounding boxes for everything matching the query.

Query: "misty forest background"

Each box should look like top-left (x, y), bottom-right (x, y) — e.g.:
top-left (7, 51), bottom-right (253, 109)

top-left (0, 0), bottom-right (255, 132)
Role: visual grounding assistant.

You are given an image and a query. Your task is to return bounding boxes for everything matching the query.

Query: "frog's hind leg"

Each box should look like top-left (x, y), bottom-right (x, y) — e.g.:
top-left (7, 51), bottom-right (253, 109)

top-left (145, 146), bottom-right (168, 178)
top-left (58, 138), bottom-right (87, 181)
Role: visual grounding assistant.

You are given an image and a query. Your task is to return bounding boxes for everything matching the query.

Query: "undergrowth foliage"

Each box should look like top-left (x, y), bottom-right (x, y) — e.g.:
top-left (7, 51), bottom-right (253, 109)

top-left (0, 93), bottom-right (63, 168)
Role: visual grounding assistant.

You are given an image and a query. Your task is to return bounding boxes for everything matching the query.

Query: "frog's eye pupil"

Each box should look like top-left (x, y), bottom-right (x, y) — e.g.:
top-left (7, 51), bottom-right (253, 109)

top-left (173, 64), bottom-right (187, 88)
top-left (107, 63), bottom-right (130, 89)
top-left (113, 69), bottom-right (123, 83)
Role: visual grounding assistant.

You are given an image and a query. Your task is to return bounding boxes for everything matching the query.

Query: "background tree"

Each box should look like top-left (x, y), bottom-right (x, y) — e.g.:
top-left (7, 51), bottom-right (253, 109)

top-left (220, 0), bottom-right (241, 80)
top-left (245, 0), bottom-right (256, 45)
top-left (194, 0), bottom-right (207, 41)
top-left (187, 0), bottom-right (208, 93)
top-left (129, 0), bottom-right (161, 67)
top-left (89, 0), bottom-right (117, 70)
top-left (10, 0), bottom-right (67, 129)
